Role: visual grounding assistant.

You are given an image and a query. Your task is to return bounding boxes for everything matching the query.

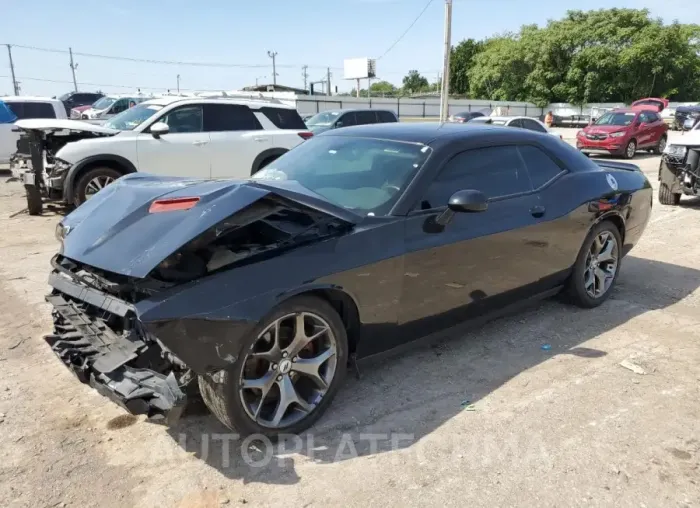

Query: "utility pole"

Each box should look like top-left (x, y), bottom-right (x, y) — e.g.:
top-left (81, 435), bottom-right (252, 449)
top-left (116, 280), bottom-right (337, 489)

top-left (356, 79), bottom-right (361, 98)
top-left (326, 67), bottom-right (332, 96)
top-left (439, 0), bottom-right (453, 122)
top-left (69, 47), bottom-right (78, 92)
top-left (6, 44), bottom-right (19, 95)
top-left (176, 74), bottom-right (180, 93)
top-left (267, 51), bottom-right (278, 86)
top-left (302, 65), bottom-right (309, 91)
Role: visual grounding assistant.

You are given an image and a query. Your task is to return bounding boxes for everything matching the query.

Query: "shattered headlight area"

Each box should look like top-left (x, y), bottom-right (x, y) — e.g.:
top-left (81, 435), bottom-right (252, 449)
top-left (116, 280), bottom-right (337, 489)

top-left (663, 145), bottom-right (688, 166)
top-left (44, 260), bottom-right (194, 423)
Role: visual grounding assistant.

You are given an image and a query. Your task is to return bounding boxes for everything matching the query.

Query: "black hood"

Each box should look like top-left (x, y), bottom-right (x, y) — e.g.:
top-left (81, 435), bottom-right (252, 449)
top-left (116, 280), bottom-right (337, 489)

top-left (60, 173), bottom-right (359, 278)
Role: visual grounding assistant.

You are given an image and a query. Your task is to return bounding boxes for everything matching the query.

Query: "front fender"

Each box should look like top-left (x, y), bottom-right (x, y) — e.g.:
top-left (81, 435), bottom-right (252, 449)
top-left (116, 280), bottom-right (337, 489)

top-left (63, 154), bottom-right (137, 203)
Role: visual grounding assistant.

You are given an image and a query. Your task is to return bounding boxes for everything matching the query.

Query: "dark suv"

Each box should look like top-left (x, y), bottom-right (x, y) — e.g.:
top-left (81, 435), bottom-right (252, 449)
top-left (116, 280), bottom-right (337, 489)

top-left (305, 109), bottom-right (398, 134)
top-left (58, 91), bottom-right (104, 115)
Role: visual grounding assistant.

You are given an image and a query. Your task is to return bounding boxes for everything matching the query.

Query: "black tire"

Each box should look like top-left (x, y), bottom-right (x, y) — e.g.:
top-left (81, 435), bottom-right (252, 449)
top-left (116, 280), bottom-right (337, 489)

top-left (566, 220), bottom-right (623, 309)
top-left (653, 135), bottom-right (667, 155)
top-left (198, 295), bottom-right (348, 437)
top-left (658, 184), bottom-right (681, 206)
top-left (25, 184), bottom-right (43, 216)
top-left (622, 139), bottom-right (637, 159)
top-left (251, 154), bottom-right (282, 176)
top-left (73, 167), bottom-right (123, 207)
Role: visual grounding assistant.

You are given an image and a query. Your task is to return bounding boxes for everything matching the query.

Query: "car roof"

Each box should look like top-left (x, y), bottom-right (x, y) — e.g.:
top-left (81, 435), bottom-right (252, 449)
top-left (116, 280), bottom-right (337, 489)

top-left (319, 121), bottom-right (541, 144)
top-left (140, 96), bottom-right (296, 109)
top-left (1, 95), bottom-right (61, 103)
top-left (610, 108), bottom-right (642, 114)
top-left (315, 108), bottom-right (395, 114)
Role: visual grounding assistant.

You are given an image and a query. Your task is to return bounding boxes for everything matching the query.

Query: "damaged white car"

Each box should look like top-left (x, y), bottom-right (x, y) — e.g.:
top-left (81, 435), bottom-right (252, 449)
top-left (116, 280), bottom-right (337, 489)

top-left (659, 123), bottom-right (700, 205)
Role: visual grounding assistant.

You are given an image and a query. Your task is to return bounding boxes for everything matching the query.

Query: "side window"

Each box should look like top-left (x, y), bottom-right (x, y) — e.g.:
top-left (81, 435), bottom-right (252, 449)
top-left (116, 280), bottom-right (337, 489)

top-left (259, 107), bottom-right (306, 129)
top-left (517, 145), bottom-right (564, 189)
top-left (355, 111), bottom-right (377, 125)
top-left (10, 102), bottom-right (56, 119)
top-left (337, 112), bottom-right (356, 127)
top-left (649, 112), bottom-right (661, 123)
top-left (419, 145), bottom-right (532, 209)
top-left (508, 119), bottom-right (524, 128)
top-left (203, 104), bottom-right (262, 131)
top-left (110, 99), bottom-right (129, 114)
top-left (522, 119), bottom-right (547, 133)
top-left (5, 102), bottom-right (26, 119)
top-left (377, 111), bottom-right (397, 123)
top-left (160, 105), bottom-right (203, 133)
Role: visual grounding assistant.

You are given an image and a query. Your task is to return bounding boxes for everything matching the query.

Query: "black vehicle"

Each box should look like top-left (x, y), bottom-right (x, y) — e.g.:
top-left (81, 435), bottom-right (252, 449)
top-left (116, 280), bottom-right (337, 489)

top-left (448, 111), bottom-right (486, 123)
top-left (45, 123), bottom-right (652, 436)
top-left (57, 92), bottom-right (104, 116)
top-left (673, 105), bottom-right (700, 131)
top-left (658, 136), bottom-right (700, 205)
top-left (305, 108), bottom-right (397, 134)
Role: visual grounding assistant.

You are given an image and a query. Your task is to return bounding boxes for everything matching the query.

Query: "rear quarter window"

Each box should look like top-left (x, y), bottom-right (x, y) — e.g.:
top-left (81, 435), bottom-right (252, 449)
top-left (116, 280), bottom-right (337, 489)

top-left (259, 107), bottom-right (307, 129)
top-left (377, 111), bottom-right (397, 123)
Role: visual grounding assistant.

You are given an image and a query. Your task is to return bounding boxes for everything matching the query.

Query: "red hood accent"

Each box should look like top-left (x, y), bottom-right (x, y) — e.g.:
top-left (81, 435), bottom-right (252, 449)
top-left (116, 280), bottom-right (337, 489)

top-left (71, 105), bottom-right (92, 113)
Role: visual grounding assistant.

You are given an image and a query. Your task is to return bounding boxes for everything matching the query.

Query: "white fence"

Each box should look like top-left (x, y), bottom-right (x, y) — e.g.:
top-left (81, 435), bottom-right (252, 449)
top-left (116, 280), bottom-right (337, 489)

top-left (294, 96), bottom-right (542, 118)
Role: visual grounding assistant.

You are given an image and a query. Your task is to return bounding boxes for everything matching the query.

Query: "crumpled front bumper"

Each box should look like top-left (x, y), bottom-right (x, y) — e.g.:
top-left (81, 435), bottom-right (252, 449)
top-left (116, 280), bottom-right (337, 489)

top-left (44, 271), bottom-right (188, 423)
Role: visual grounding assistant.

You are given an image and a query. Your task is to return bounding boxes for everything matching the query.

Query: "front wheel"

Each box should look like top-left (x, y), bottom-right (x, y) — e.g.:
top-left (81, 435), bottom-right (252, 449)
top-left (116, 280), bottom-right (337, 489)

top-left (622, 139), bottom-right (637, 159)
top-left (73, 167), bottom-right (122, 206)
top-left (566, 221), bottom-right (622, 308)
top-left (199, 295), bottom-right (348, 437)
top-left (659, 184), bottom-right (681, 206)
top-left (25, 184), bottom-right (43, 216)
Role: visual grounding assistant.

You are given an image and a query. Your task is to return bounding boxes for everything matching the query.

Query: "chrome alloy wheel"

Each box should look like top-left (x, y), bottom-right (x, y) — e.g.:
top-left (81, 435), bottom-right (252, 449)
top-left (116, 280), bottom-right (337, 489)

top-left (626, 140), bottom-right (636, 158)
top-left (584, 231), bottom-right (619, 298)
top-left (84, 175), bottom-right (115, 198)
top-left (239, 312), bottom-right (338, 429)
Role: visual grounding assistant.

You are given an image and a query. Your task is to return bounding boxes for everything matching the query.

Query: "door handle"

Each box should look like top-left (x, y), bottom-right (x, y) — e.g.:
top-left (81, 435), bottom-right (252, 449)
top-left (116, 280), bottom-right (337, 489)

top-left (253, 137), bottom-right (268, 142)
top-left (530, 205), bottom-right (546, 218)
top-left (192, 140), bottom-right (208, 146)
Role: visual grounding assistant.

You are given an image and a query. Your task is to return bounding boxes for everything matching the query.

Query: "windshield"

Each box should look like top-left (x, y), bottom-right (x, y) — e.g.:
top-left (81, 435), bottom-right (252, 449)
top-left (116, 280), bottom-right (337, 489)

top-left (595, 112), bottom-right (636, 126)
top-left (252, 136), bottom-right (432, 215)
top-left (306, 111), bottom-right (341, 126)
top-left (92, 97), bottom-right (116, 110)
top-left (104, 104), bottom-right (163, 131)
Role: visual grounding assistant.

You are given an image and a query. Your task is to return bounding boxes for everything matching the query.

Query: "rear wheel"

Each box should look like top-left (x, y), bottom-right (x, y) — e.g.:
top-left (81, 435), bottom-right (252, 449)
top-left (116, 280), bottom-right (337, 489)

top-left (73, 167), bottom-right (122, 206)
top-left (658, 184), bottom-right (681, 206)
top-left (653, 135), bottom-right (667, 155)
top-left (622, 139), bottom-right (637, 159)
top-left (566, 221), bottom-right (622, 308)
top-left (198, 295), bottom-right (348, 437)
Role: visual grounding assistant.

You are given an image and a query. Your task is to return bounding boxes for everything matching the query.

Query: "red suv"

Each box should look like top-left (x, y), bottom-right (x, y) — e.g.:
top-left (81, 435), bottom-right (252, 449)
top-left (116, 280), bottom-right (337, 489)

top-left (576, 107), bottom-right (668, 159)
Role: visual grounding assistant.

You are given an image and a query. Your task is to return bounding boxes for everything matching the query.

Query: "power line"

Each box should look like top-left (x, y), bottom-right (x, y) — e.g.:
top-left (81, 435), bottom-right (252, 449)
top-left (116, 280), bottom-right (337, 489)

top-left (376, 0), bottom-right (436, 60)
top-left (6, 43), bottom-right (343, 71)
top-left (0, 74), bottom-right (197, 91)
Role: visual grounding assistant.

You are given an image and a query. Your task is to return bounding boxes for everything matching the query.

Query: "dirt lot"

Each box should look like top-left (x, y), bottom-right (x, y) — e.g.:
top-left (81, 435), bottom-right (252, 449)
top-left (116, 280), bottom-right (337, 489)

top-left (1, 131), bottom-right (699, 508)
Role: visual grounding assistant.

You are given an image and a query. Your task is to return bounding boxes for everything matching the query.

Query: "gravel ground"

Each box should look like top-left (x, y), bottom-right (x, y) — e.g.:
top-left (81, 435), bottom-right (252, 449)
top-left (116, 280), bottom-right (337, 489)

top-left (0, 131), bottom-right (699, 508)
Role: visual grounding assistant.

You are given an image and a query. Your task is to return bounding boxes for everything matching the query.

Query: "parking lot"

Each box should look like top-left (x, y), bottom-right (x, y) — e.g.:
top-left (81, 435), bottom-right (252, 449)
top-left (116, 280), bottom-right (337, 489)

top-left (0, 128), bottom-right (699, 508)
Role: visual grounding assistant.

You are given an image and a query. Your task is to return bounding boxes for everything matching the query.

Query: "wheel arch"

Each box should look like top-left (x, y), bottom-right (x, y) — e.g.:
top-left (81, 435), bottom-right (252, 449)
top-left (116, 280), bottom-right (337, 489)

top-left (64, 155), bottom-right (136, 203)
top-left (593, 211), bottom-right (626, 245)
top-left (251, 148), bottom-right (288, 176)
top-left (277, 285), bottom-right (362, 355)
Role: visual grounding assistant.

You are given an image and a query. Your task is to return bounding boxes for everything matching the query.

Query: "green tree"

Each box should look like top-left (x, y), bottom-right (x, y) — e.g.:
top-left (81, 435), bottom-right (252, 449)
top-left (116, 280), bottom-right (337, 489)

top-left (466, 8), bottom-right (700, 105)
top-left (402, 70), bottom-right (429, 93)
top-left (449, 39), bottom-right (484, 96)
top-left (369, 80), bottom-right (397, 96)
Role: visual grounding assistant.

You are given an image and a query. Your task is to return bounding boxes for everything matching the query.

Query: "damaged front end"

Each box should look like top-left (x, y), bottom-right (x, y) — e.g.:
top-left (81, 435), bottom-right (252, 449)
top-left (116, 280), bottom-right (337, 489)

top-left (45, 256), bottom-right (192, 423)
top-left (45, 178), bottom-right (356, 423)
top-left (660, 144), bottom-right (700, 196)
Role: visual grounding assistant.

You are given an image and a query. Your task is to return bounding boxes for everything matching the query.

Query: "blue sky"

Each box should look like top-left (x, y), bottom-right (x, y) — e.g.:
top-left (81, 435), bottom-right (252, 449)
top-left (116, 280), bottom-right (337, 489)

top-left (2, 0), bottom-right (696, 97)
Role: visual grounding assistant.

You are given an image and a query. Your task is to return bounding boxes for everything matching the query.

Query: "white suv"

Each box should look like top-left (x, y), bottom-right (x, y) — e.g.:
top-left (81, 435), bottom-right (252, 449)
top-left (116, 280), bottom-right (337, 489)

top-left (13, 94), bottom-right (312, 209)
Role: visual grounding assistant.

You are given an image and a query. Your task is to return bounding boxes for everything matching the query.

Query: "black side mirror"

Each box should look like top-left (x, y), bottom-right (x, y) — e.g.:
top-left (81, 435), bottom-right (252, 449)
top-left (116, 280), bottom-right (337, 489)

top-left (435, 189), bottom-right (488, 226)
top-left (335, 121), bottom-right (343, 128)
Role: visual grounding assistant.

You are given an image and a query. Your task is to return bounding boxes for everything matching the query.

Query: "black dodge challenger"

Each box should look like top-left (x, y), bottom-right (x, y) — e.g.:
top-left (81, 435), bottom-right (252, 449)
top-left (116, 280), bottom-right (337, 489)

top-left (46, 123), bottom-right (652, 436)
